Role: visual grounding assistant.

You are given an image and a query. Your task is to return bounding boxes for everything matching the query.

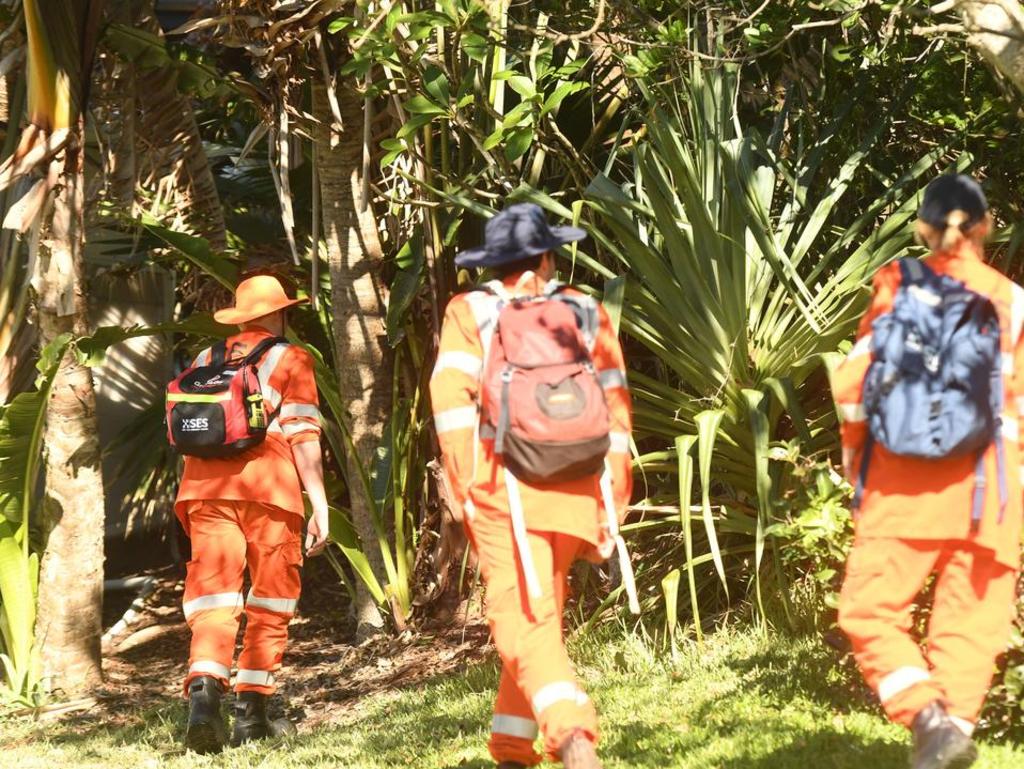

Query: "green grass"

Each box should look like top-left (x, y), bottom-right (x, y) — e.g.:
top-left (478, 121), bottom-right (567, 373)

top-left (4, 628), bottom-right (1023, 768)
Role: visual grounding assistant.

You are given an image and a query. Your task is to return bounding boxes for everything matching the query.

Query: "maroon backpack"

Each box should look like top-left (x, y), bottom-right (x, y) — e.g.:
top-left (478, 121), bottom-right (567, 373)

top-left (166, 337), bottom-right (287, 457)
top-left (480, 282), bottom-right (610, 483)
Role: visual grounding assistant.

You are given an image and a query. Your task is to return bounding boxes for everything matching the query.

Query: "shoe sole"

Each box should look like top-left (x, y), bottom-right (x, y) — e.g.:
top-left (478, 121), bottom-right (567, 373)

top-left (920, 744), bottom-right (979, 769)
top-left (945, 746), bottom-right (979, 769)
top-left (185, 720), bottom-right (226, 755)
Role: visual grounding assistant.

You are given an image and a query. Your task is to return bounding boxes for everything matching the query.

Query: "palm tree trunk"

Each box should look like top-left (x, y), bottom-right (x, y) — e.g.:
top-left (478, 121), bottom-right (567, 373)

top-left (312, 82), bottom-right (391, 639)
top-left (34, 132), bottom-right (105, 696)
top-left (958, 1), bottom-right (1024, 94)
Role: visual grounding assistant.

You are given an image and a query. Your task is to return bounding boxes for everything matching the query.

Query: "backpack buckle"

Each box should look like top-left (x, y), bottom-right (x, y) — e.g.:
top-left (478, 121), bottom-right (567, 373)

top-left (924, 349), bottom-right (940, 373)
top-left (501, 368), bottom-right (513, 383)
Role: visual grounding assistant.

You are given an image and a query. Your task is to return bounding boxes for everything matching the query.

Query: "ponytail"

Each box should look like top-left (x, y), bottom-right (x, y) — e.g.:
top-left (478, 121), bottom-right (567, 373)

top-left (939, 209), bottom-right (969, 251)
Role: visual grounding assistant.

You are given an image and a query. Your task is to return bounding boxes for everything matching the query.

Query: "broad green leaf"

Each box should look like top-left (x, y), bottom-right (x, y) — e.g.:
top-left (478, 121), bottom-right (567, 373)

top-left (404, 95), bottom-right (447, 116)
top-left (675, 434), bottom-right (701, 641)
top-left (696, 410), bottom-right (728, 597)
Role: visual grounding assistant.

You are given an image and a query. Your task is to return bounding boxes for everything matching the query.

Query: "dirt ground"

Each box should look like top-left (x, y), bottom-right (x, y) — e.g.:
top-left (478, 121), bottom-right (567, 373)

top-left (81, 555), bottom-right (493, 732)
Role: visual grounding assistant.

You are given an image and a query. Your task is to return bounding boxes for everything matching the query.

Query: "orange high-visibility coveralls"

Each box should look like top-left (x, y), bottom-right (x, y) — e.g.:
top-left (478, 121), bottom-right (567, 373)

top-left (175, 328), bottom-right (321, 697)
top-left (430, 273), bottom-right (633, 765)
top-left (832, 245), bottom-right (1024, 733)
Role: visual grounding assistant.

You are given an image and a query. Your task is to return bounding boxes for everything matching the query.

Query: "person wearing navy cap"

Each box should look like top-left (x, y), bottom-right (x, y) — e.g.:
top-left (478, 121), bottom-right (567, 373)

top-left (832, 174), bottom-right (1024, 769)
top-left (430, 204), bottom-right (636, 769)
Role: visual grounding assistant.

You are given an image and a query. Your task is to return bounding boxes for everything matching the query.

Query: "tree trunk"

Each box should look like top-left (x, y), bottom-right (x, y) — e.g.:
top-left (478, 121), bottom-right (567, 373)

top-left (312, 83), bottom-right (391, 640)
top-left (958, 1), bottom-right (1024, 94)
top-left (34, 136), bottom-right (105, 697)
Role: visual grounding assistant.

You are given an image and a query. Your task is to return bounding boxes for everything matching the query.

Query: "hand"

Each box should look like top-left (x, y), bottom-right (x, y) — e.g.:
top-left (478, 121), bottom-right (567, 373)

top-left (304, 505), bottom-right (330, 557)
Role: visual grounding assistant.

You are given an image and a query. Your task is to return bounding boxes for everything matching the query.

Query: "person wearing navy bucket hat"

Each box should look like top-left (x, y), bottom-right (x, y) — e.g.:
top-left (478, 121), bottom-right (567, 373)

top-left (454, 203), bottom-right (588, 270)
top-left (832, 173), bottom-right (1024, 769)
top-left (432, 203), bottom-right (638, 769)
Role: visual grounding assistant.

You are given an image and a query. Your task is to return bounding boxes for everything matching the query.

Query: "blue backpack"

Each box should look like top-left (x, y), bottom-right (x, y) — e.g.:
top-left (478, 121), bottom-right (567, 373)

top-left (857, 258), bottom-right (1006, 528)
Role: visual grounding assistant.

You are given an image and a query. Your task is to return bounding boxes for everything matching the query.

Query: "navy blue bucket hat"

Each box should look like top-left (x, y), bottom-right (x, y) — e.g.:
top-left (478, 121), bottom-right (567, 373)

top-left (918, 174), bottom-right (988, 229)
top-left (455, 203), bottom-right (587, 269)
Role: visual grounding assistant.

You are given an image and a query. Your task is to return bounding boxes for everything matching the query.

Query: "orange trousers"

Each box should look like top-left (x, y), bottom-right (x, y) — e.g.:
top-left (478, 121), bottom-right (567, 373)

top-left (469, 512), bottom-right (598, 766)
top-left (182, 501), bottom-right (303, 697)
top-left (839, 538), bottom-right (1018, 731)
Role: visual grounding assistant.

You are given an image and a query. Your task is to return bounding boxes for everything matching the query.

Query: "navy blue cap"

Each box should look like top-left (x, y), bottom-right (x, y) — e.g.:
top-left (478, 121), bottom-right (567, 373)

top-left (918, 174), bottom-right (988, 229)
top-left (455, 203), bottom-right (587, 268)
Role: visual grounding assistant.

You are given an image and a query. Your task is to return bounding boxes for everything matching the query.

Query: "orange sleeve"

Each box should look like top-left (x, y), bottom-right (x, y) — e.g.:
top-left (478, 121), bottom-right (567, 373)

top-left (278, 346), bottom-right (322, 447)
top-left (429, 295), bottom-right (484, 514)
top-left (592, 302), bottom-right (633, 521)
top-left (831, 262), bottom-right (900, 467)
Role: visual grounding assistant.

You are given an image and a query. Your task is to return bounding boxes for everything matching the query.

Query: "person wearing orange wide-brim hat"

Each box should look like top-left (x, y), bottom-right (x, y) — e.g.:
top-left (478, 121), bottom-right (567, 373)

top-left (175, 273), bottom-right (330, 754)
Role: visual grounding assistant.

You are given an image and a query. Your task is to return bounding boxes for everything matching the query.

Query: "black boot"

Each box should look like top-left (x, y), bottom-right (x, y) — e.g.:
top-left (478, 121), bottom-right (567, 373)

top-left (185, 676), bottom-right (227, 754)
top-left (911, 702), bottom-right (978, 769)
top-left (231, 691), bottom-right (297, 747)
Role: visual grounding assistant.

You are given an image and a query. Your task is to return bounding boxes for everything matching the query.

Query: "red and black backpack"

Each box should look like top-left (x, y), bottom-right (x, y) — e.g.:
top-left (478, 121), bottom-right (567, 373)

top-left (166, 337), bottom-right (288, 458)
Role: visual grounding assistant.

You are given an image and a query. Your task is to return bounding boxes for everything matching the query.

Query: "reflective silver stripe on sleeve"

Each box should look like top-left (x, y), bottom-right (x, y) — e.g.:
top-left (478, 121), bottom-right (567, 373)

top-left (598, 368), bottom-right (628, 390)
top-left (877, 666), bottom-right (930, 704)
top-left (1016, 396), bottom-right (1024, 415)
top-left (609, 431), bottom-right (630, 453)
top-left (189, 660), bottom-right (231, 680)
top-left (848, 334), bottom-right (873, 360)
top-left (491, 714), bottom-right (539, 740)
top-left (837, 403), bottom-right (866, 423)
top-left (465, 292), bottom-right (502, 361)
top-left (434, 406), bottom-right (478, 434)
top-left (279, 403), bottom-right (321, 420)
top-left (531, 681), bottom-right (589, 715)
top-left (263, 384), bottom-right (282, 411)
top-left (194, 348), bottom-right (212, 367)
top-left (268, 419), bottom-right (283, 434)
top-left (1012, 283), bottom-right (1024, 347)
top-left (432, 351), bottom-right (483, 379)
top-left (183, 592), bottom-right (244, 619)
top-left (1003, 415), bottom-right (1019, 442)
top-left (236, 669), bottom-right (275, 687)
top-left (254, 343), bottom-right (289, 410)
top-left (247, 591), bottom-right (298, 615)
top-left (281, 421), bottom-right (319, 437)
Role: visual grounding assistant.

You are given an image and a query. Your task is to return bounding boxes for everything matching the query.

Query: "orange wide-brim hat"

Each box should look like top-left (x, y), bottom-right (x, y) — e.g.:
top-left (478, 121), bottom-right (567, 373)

top-left (213, 274), bottom-right (307, 325)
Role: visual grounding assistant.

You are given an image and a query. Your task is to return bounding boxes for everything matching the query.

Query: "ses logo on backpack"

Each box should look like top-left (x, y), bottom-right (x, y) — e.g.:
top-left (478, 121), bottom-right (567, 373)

top-left (859, 258), bottom-right (1006, 526)
top-left (480, 282), bottom-right (610, 483)
top-left (166, 337), bottom-right (288, 458)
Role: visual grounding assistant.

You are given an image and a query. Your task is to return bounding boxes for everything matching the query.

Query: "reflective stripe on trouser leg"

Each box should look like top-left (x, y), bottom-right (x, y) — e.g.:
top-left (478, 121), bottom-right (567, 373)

top-left (236, 669), bottom-right (276, 688)
top-left (188, 660), bottom-right (231, 681)
top-left (877, 667), bottom-right (931, 703)
top-left (492, 714), bottom-right (539, 740)
top-left (532, 681), bottom-right (590, 715)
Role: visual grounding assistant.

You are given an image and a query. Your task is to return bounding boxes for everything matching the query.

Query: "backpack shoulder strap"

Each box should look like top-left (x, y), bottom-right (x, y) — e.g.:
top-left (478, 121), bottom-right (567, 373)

top-left (898, 257), bottom-right (931, 286)
top-left (480, 279), bottom-right (513, 303)
top-left (211, 341), bottom-right (227, 367)
top-left (242, 336), bottom-right (289, 366)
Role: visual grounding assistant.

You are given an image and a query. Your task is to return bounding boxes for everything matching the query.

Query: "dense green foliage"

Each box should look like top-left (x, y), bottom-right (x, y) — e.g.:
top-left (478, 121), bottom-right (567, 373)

top-left (1, 0), bottom-right (1024, 731)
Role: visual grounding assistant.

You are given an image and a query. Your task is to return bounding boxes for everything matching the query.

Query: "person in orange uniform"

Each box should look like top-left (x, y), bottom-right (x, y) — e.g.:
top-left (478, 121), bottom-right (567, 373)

top-left (430, 204), bottom-right (634, 769)
top-left (832, 175), bottom-right (1023, 769)
top-left (176, 274), bottom-right (330, 753)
